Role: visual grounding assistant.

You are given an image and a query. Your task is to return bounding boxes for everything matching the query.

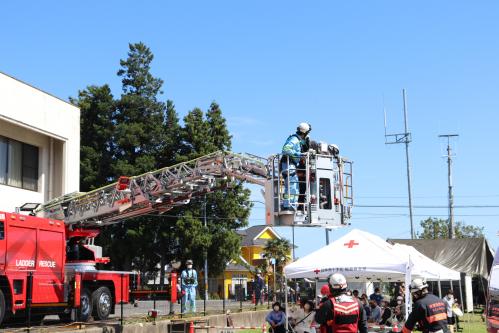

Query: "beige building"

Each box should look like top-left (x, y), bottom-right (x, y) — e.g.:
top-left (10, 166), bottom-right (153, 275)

top-left (0, 72), bottom-right (80, 212)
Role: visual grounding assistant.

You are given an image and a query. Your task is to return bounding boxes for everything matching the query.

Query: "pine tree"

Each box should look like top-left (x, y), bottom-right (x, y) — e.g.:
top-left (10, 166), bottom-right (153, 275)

top-left (99, 42), bottom-right (166, 271)
top-left (76, 43), bottom-right (253, 282)
top-left (207, 102), bottom-right (232, 151)
top-left (71, 85), bottom-right (115, 191)
top-left (113, 42), bottom-right (166, 176)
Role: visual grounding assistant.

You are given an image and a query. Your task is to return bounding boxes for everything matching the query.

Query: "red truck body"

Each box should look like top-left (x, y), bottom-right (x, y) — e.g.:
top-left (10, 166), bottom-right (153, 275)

top-left (0, 211), bottom-right (175, 325)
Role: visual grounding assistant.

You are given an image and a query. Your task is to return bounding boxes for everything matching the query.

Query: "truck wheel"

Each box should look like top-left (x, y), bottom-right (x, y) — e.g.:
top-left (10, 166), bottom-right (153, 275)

top-left (92, 286), bottom-right (112, 320)
top-left (0, 289), bottom-right (5, 325)
top-left (77, 289), bottom-right (92, 322)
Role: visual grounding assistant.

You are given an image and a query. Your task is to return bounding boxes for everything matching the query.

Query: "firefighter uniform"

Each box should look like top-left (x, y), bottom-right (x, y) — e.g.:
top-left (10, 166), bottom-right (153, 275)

top-left (181, 266), bottom-right (198, 313)
top-left (315, 293), bottom-right (368, 333)
top-left (281, 133), bottom-right (305, 210)
top-left (403, 293), bottom-right (449, 333)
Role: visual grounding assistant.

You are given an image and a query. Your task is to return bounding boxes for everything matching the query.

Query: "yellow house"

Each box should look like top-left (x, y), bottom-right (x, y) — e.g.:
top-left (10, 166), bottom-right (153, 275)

top-left (219, 225), bottom-right (284, 300)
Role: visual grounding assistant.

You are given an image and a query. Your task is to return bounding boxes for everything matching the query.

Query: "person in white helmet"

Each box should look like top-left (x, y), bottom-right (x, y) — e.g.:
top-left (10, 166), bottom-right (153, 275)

top-left (402, 278), bottom-right (448, 333)
top-left (281, 122), bottom-right (312, 211)
top-left (181, 259), bottom-right (198, 313)
top-left (315, 273), bottom-right (368, 333)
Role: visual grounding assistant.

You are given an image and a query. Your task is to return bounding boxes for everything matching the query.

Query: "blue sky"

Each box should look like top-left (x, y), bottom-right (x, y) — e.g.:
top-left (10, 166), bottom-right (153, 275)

top-left (2, 1), bottom-right (498, 257)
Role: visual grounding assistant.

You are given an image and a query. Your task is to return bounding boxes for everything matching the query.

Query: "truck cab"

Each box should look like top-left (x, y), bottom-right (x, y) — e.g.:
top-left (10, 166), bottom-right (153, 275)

top-left (0, 211), bottom-right (65, 323)
top-left (0, 212), bottom-right (135, 325)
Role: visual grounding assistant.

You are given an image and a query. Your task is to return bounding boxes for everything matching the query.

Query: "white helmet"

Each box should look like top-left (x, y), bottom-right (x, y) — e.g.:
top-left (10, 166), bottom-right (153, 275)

top-left (297, 122), bottom-right (312, 135)
top-left (409, 278), bottom-right (428, 292)
top-left (328, 273), bottom-right (347, 290)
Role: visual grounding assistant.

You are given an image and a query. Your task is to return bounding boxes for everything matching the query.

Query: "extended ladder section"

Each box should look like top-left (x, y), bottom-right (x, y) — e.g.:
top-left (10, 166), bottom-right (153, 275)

top-left (35, 151), bottom-right (268, 227)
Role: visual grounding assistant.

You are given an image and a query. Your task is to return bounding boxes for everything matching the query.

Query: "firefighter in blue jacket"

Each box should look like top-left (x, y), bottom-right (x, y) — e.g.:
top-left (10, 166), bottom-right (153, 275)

top-left (281, 122), bottom-right (312, 211)
top-left (181, 259), bottom-right (198, 313)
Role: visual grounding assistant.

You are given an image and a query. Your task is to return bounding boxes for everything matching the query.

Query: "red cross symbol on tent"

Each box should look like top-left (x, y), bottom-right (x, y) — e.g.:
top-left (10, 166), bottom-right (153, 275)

top-left (343, 240), bottom-right (359, 248)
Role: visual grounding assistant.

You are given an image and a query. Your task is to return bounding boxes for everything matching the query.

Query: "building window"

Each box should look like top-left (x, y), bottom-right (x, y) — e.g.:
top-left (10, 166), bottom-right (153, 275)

top-left (0, 136), bottom-right (39, 191)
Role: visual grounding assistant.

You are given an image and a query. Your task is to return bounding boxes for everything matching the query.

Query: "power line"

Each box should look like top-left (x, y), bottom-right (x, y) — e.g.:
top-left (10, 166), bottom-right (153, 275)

top-left (353, 213), bottom-right (499, 217)
top-left (357, 194), bottom-right (499, 199)
top-left (355, 204), bottom-right (499, 208)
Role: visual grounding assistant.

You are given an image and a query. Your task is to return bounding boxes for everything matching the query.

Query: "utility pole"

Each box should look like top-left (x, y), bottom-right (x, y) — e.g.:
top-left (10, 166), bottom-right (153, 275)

top-left (203, 195), bottom-right (209, 306)
top-left (438, 134), bottom-right (459, 239)
top-left (384, 89), bottom-right (415, 239)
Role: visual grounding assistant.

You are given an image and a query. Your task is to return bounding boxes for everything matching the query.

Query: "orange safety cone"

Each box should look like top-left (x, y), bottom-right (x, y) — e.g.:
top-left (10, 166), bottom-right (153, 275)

top-left (262, 323), bottom-right (267, 333)
top-left (190, 321), bottom-right (195, 333)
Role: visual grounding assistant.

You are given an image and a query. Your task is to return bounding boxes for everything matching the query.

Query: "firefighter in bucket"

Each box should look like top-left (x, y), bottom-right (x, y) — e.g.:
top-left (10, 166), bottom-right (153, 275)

top-left (315, 273), bottom-right (368, 333)
top-left (281, 122), bottom-right (312, 211)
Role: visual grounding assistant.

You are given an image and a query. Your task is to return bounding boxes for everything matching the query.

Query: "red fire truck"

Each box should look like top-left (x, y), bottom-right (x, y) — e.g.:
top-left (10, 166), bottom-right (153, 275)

top-left (0, 148), bottom-right (352, 325)
top-left (0, 211), bottom-right (148, 323)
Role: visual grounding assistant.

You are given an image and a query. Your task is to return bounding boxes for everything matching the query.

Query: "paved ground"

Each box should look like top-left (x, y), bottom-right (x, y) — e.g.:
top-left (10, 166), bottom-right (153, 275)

top-left (110, 300), bottom-right (269, 318)
top-left (0, 300), bottom-right (269, 331)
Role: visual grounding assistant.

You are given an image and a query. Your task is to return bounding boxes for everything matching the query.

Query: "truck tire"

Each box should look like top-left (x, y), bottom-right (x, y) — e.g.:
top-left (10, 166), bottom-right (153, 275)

top-left (77, 289), bottom-right (92, 322)
top-left (92, 286), bottom-right (112, 320)
top-left (0, 290), bottom-right (5, 325)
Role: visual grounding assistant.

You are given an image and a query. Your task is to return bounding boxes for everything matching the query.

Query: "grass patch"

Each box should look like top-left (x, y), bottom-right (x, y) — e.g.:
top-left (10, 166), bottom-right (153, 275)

top-left (238, 330), bottom-right (261, 333)
top-left (454, 313), bottom-right (485, 333)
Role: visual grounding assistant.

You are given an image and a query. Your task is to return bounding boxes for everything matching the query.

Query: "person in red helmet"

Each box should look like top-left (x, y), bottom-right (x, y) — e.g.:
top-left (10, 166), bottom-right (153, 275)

top-left (315, 273), bottom-right (368, 333)
top-left (318, 284), bottom-right (333, 333)
top-left (319, 284), bottom-right (331, 302)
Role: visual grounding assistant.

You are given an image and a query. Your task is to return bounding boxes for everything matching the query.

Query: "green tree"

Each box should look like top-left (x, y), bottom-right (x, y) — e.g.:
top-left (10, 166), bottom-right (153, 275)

top-left (76, 42), bottom-right (252, 287)
top-left (159, 100), bottom-right (182, 166)
top-left (71, 85), bottom-right (115, 191)
top-left (113, 42), bottom-right (166, 176)
top-left (418, 217), bottom-right (484, 239)
top-left (171, 103), bottom-right (252, 276)
top-left (262, 238), bottom-right (292, 295)
top-left (98, 42), bottom-right (166, 273)
top-left (206, 101), bottom-right (232, 151)
top-left (262, 238), bottom-right (292, 272)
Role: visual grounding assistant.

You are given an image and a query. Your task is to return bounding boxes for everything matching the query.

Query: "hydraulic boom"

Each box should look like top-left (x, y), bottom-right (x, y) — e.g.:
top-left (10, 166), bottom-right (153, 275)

top-left (36, 151), bottom-right (268, 227)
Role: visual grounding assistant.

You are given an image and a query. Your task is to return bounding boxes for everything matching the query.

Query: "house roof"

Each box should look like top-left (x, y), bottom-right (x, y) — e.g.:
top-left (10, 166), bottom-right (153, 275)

top-left (226, 255), bottom-right (255, 272)
top-left (239, 225), bottom-right (281, 246)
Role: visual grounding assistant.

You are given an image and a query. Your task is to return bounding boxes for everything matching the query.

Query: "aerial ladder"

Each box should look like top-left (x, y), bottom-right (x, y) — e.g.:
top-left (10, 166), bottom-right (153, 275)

top-left (35, 145), bottom-right (353, 229)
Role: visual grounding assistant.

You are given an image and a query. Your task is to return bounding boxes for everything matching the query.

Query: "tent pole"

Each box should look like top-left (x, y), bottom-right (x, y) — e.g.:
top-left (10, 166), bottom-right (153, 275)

top-left (405, 264), bottom-right (411, 320)
top-left (458, 274), bottom-right (464, 312)
top-left (438, 280), bottom-right (442, 298)
top-left (284, 276), bottom-right (288, 333)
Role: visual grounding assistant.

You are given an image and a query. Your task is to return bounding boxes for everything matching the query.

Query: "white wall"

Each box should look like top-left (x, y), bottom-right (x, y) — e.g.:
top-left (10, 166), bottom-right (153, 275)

top-left (0, 72), bottom-right (80, 212)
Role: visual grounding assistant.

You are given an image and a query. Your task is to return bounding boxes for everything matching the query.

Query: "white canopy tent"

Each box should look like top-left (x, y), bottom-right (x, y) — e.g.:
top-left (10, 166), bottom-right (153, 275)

top-left (284, 229), bottom-right (412, 281)
top-left (393, 243), bottom-right (461, 281)
top-left (490, 266), bottom-right (499, 290)
top-left (490, 247), bottom-right (499, 291)
top-left (393, 243), bottom-right (462, 299)
top-left (284, 229), bottom-right (413, 319)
